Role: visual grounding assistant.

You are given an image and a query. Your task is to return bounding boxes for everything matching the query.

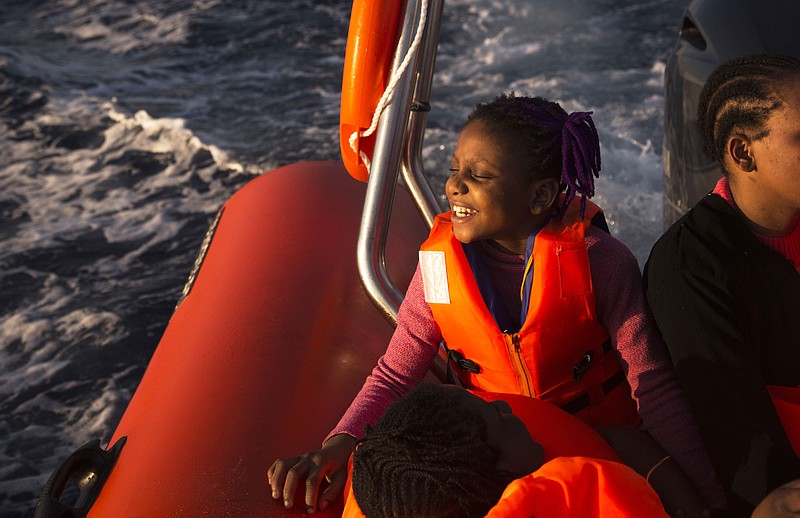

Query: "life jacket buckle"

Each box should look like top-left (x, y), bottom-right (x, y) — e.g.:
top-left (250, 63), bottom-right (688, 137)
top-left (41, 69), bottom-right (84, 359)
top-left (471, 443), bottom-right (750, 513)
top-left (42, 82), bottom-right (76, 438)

top-left (448, 349), bottom-right (481, 374)
top-left (572, 351), bottom-right (594, 381)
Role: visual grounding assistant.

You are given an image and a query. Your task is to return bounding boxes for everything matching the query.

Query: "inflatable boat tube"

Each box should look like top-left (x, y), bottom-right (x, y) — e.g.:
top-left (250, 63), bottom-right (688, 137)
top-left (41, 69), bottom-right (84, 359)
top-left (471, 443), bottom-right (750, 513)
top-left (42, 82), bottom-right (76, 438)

top-left (339, 0), bottom-right (403, 182)
top-left (63, 161), bottom-right (427, 517)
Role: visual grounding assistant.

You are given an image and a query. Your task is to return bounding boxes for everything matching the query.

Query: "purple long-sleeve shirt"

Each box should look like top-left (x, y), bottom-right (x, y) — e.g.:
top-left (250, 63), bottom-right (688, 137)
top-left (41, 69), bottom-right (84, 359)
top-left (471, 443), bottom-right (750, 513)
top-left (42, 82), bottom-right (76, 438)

top-left (328, 226), bottom-right (725, 508)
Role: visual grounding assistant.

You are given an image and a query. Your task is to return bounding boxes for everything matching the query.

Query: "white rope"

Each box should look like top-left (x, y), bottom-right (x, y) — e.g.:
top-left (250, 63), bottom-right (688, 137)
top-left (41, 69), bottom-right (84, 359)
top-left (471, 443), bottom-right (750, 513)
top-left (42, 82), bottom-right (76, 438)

top-left (348, 0), bottom-right (429, 174)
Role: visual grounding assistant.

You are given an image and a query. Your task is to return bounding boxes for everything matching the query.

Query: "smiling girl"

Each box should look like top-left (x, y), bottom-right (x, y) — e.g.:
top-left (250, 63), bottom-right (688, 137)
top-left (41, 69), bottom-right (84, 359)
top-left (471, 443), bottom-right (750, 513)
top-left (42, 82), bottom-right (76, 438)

top-left (268, 93), bottom-right (723, 514)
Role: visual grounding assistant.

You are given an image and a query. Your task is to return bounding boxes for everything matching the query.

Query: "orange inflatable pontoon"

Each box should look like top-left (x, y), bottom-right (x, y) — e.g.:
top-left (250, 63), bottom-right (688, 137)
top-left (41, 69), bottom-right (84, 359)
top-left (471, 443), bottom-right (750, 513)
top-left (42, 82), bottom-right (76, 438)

top-left (36, 162), bottom-right (427, 518)
top-left (34, 2), bottom-right (434, 516)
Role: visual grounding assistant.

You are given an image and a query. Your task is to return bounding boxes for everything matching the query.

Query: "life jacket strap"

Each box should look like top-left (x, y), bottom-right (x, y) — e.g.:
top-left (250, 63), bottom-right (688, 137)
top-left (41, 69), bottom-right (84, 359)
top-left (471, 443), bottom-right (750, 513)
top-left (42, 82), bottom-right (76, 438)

top-left (559, 370), bottom-right (626, 415)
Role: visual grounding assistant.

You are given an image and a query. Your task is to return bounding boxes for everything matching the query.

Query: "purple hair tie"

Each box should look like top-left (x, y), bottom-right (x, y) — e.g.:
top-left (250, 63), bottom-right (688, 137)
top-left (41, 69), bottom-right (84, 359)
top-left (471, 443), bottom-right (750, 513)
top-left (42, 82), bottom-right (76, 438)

top-left (485, 96), bottom-right (601, 219)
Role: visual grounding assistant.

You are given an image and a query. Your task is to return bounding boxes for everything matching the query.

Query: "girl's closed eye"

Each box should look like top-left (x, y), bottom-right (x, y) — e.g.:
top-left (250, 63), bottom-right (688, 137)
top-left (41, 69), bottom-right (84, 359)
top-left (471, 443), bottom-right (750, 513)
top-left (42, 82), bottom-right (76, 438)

top-left (471, 171), bottom-right (494, 180)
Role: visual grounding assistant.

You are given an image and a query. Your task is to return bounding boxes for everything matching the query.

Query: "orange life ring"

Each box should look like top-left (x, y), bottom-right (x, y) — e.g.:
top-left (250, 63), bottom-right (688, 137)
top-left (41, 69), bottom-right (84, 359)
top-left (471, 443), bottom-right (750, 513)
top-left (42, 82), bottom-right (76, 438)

top-left (340, 1), bottom-right (403, 182)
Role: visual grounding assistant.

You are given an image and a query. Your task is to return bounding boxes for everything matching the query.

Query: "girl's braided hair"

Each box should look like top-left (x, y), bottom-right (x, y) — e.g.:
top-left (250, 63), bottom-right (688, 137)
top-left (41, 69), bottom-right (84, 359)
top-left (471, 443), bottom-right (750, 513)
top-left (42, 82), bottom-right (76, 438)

top-left (351, 384), bottom-right (515, 518)
top-left (467, 92), bottom-right (602, 218)
top-left (697, 52), bottom-right (800, 164)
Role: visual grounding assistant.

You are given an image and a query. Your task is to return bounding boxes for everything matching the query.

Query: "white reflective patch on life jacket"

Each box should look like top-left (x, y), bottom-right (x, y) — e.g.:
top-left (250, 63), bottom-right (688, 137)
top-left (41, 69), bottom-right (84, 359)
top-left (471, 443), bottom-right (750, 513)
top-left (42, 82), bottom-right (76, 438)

top-left (419, 250), bottom-right (450, 304)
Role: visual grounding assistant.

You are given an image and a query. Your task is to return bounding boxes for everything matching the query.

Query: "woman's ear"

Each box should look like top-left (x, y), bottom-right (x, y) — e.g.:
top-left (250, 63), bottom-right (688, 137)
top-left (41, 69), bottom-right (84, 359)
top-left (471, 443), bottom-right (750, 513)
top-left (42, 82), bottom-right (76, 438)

top-left (726, 135), bottom-right (756, 173)
top-left (530, 178), bottom-right (560, 215)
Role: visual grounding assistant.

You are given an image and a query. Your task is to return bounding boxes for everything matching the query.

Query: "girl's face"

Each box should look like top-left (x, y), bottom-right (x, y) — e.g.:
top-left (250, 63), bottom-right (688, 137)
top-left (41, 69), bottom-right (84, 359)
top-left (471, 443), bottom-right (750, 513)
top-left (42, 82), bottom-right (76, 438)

top-left (446, 120), bottom-right (548, 255)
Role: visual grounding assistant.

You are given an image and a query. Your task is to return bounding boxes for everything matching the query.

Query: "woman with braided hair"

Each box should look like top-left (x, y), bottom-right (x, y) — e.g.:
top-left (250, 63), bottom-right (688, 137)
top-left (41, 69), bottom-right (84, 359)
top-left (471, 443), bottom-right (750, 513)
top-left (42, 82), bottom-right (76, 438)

top-left (645, 53), bottom-right (800, 516)
top-left (269, 93), bottom-right (723, 514)
top-left (350, 384), bottom-right (538, 518)
top-left (347, 383), bottom-right (707, 518)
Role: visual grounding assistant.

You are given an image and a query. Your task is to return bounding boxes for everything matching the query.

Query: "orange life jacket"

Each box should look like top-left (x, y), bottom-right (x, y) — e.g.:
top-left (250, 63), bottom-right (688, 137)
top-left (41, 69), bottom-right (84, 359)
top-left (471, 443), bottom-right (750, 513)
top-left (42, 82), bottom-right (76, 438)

top-left (419, 199), bottom-right (639, 426)
top-left (341, 391), bottom-right (662, 518)
top-left (484, 456), bottom-right (669, 518)
top-left (768, 385), bottom-right (800, 457)
top-left (474, 392), bottom-right (619, 462)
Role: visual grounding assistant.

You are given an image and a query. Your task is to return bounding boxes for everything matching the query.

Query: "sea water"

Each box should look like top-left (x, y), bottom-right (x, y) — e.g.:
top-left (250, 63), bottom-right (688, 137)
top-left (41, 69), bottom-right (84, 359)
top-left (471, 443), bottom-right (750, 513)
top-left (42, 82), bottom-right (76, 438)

top-left (0, 0), bottom-right (687, 514)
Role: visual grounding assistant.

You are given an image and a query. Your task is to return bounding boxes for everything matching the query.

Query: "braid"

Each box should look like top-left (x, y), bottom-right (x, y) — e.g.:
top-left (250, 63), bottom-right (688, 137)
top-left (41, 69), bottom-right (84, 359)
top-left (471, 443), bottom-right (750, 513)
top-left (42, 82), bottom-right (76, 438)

top-left (351, 384), bottom-right (514, 518)
top-left (697, 53), bottom-right (800, 164)
top-left (467, 92), bottom-right (602, 217)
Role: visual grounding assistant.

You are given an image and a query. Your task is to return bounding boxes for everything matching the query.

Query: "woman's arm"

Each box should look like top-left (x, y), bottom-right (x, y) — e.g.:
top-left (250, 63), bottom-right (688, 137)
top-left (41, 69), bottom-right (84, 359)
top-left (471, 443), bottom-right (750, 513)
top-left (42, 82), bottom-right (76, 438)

top-left (269, 265), bottom-right (442, 513)
top-left (326, 265), bottom-right (442, 441)
top-left (587, 228), bottom-right (726, 510)
top-left (645, 263), bottom-right (800, 515)
top-left (596, 425), bottom-right (707, 517)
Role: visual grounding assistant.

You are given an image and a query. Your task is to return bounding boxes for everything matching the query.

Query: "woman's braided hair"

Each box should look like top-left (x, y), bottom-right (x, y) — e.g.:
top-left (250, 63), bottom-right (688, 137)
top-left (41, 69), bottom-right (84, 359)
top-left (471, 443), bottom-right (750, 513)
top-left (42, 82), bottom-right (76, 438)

top-left (697, 52), bottom-right (800, 164)
top-left (351, 384), bottom-right (515, 518)
top-left (467, 92), bottom-right (602, 218)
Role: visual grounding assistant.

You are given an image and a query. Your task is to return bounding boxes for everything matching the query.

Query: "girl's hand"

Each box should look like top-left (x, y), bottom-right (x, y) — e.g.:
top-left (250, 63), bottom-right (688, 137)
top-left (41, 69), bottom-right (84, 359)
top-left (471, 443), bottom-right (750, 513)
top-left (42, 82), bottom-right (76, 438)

top-left (267, 434), bottom-right (356, 514)
top-left (752, 479), bottom-right (800, 518)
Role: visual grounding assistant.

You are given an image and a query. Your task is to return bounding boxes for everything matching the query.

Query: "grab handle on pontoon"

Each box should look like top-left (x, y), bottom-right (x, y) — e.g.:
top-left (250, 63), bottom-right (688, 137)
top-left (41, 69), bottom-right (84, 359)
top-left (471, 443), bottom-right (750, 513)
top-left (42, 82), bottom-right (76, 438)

top-left (34, 437), bottom-right (126, 518)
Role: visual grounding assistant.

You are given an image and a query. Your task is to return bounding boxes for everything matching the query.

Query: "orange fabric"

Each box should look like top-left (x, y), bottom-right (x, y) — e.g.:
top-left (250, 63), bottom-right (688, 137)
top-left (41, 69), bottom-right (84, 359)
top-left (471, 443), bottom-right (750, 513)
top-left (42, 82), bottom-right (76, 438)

top-left (474, 392), bottom-right (619, 462)
top-left (342, 391), bottom-right (629, 518)
top-left (342, 459), bottom-right (667, 518)
top-left (342, 457), bottom-right (361, 518)
top-left (484, 457), bottom-right (669, 518)
top-left (768, 385), bottom-right (800, 457)
top-left (420, 199), bottom-right (638, 426)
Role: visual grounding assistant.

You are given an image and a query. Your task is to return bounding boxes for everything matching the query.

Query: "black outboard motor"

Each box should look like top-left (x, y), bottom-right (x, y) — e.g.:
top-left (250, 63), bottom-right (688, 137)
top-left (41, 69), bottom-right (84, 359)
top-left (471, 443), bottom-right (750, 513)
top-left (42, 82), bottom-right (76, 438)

top-left (662, 0), bottom-right (800, 226)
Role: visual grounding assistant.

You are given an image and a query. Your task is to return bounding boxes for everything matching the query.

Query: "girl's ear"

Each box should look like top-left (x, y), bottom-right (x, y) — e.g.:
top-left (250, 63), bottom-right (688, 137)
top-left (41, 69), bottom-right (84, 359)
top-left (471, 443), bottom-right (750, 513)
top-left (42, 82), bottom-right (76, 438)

top-left (726, 134), bottom-right (756, 173)
top-left (530, 178), bottom-right (560, 215)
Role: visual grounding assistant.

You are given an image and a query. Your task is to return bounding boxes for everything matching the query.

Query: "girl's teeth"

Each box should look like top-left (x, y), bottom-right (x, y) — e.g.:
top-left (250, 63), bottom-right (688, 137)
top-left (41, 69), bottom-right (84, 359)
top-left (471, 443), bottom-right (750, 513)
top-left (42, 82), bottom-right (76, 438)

top-left (454, 206), bottom-right (477, 217)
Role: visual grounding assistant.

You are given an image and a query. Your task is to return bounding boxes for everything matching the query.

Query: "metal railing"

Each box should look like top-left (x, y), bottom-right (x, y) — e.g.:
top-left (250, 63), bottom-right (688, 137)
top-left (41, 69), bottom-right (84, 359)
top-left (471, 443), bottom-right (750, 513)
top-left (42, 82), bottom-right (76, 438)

top-left (356, 0), bottom-right (444, 326)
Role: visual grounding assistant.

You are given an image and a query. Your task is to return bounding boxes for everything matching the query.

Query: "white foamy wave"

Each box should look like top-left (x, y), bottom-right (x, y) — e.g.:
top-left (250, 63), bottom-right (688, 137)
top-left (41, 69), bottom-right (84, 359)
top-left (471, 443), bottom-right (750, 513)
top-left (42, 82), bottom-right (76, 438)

top-left (593, 143), bottom-right (664, 267)
top-left (5, 95), bottom-right (254, 256)
top-left (0, 374), bottom-right (134, 505)
top-left (0, 306), bottom-right (132, 495)
top-left (1, 308), bottom-right (124, 386)
top-left (104, 105), bottom-right (245, 171)
top-left (52, 0), bottom-right (193, 54)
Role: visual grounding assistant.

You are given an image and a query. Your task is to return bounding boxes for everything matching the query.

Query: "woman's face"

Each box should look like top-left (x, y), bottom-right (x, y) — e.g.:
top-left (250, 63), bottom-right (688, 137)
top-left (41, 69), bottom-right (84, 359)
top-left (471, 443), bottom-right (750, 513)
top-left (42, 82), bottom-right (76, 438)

top-left (731, 77), bottom-right (800, 233)
top-left (445, 121), bottom-right (547, 255)
top-left (443, 385), bottom-right (544, 477)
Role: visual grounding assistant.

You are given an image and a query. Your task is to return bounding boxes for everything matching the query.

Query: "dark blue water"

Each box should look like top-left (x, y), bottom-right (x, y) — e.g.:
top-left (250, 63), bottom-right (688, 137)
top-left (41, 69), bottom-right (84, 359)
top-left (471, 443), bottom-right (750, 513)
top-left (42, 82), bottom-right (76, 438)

top-left (0, 0), bottom-right (687, 515)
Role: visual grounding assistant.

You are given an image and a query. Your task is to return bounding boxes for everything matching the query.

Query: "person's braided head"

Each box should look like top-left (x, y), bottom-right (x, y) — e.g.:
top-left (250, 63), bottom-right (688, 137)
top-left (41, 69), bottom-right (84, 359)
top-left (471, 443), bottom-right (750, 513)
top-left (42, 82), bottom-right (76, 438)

top-left (351, 384), bottom-right (515, 518)
top-left (697, 52), bottom-right (800, 165)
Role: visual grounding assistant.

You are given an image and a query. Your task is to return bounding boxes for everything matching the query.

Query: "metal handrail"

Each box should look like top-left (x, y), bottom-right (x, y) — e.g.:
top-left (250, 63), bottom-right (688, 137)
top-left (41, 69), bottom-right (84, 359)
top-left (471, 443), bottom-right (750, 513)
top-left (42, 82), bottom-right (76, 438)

top-left (356, 0), bottom-right (442, 326)
top-left (402, 0), bottom-right (445, 228)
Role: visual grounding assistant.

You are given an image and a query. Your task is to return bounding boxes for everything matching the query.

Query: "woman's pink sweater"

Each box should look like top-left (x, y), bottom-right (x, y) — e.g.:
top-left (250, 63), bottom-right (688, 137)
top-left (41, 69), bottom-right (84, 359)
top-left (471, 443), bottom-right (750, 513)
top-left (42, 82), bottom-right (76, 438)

top-left (713, 176), bottom-right (800, 270)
